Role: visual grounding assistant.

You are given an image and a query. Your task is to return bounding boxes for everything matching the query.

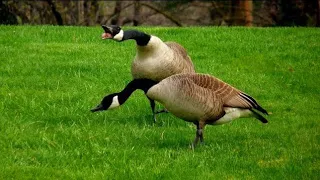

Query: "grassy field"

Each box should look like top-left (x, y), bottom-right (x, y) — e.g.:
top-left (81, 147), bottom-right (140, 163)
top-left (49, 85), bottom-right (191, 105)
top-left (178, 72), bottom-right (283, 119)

top-left (0, 25), bottom-right (319, 179)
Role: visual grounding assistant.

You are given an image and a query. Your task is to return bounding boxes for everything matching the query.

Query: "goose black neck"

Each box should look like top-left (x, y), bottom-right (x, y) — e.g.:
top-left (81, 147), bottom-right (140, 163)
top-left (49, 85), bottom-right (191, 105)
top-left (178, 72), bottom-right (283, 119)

top-left (123, 30), bottom-right (151, 46)
top-left (117, 79), bottom-right (158, 104)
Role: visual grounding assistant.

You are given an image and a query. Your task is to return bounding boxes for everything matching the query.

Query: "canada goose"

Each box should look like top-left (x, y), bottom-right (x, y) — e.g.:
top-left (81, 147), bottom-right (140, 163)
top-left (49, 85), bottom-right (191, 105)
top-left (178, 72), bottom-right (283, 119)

top-left (101, 25), bottom-right (196, 122)
top-left (91, 73), bottom-right (268, 148)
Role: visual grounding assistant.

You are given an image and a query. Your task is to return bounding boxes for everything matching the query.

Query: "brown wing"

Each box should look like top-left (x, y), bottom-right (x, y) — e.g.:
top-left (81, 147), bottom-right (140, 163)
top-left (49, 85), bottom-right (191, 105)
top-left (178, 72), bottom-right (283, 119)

top-left (182, 74), bottom-right (263, 110)
top-left (166, 75), bottom-right (226, 120)
top-left (165, 42), bottom-right (195, 73)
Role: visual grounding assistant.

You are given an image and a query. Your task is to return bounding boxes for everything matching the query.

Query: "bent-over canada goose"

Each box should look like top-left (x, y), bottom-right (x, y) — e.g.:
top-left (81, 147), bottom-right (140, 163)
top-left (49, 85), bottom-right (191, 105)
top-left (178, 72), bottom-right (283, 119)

top-left (91, 73), bottom-right (269, 148)
top-left (101, 25), bottom-right (196, 122)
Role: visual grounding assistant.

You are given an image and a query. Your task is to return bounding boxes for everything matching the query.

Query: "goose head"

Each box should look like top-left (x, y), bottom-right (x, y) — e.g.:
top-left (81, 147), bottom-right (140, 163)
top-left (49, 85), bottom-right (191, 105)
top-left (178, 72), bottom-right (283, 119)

top-left (101, 25), bottom-right (124, 41)
top-left (91, 93), bottom-right (120, 112)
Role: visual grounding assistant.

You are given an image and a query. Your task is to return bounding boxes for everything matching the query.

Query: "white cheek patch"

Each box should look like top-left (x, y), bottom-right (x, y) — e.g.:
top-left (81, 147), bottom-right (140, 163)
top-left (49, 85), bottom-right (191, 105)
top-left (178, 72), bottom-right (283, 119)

top-left (113, 30), bottom-right (124, 41)
top-left (108, 96), bottom-right (120, 110)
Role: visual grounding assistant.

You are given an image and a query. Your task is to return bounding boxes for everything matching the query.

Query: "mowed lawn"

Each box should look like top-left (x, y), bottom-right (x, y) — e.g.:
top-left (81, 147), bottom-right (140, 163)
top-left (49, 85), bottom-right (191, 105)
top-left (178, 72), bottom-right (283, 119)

top-left (0, 25), bottom-right (319, 179)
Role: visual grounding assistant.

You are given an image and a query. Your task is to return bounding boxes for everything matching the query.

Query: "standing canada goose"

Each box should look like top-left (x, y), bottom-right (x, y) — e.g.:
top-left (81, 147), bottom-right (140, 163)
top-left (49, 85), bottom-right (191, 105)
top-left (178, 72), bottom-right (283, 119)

top-left (91, 73), bottom-right (268, 148)
top-left (101, 25), bottom-right (196, 122)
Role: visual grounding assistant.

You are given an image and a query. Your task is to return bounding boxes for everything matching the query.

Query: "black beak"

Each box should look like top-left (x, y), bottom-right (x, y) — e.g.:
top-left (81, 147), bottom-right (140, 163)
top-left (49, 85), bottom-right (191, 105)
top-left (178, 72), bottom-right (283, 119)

top-left (90, 104), bottom-right (104, 113)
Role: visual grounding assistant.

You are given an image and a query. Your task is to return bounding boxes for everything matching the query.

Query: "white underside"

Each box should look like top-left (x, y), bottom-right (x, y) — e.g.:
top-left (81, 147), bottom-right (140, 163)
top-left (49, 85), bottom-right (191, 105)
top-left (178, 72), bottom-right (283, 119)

top-left (212, 107), bottom-right (252, 125)
top-left (108, 96), bottom-right (120, 109)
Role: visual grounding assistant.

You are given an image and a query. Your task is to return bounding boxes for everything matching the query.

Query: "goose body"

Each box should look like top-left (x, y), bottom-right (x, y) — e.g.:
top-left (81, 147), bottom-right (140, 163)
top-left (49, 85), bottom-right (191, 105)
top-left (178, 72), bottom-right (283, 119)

top-left (91, 73), bottom-right (268, 147)
top-left (101, 25), bottom-right (195, 120)
top-left (132, 36), bottom-right (195, 81)
top-left (147, 74), bottom-right (267, 124)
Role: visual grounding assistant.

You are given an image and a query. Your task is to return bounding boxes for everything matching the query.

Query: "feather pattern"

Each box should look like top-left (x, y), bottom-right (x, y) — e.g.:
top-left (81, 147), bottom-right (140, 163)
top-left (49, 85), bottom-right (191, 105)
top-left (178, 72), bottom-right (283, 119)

top-left (131, 36), bottom-right (195, 82)
top-left (147, 73), bottom-right (268, 123)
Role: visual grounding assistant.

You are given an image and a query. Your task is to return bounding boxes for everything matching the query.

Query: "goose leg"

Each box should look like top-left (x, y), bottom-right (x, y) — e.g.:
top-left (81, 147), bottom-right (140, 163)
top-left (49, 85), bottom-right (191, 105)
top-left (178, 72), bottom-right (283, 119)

top-left (192, 121), bottom-right (205, 149)
top-left (148, 97), bottom-right (157, 123)
top-left (155, 108), bottom-right (168, 114)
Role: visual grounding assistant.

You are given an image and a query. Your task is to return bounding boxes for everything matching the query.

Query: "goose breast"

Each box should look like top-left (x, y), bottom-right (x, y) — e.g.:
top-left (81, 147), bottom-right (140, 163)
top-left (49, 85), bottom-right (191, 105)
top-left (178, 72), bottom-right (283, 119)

top-left (131, 36), bottom-right (195, 81)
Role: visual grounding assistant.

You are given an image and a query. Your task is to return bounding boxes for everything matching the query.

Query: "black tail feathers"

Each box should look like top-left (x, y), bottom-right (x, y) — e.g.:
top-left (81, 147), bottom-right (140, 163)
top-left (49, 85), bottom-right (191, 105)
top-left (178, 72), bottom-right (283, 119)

top-left (256, 105), bottom-right (269, 115)
top-left (250, 109), bottom-right (268, 123)
top-left (240, 93), bottom-right (268, 115)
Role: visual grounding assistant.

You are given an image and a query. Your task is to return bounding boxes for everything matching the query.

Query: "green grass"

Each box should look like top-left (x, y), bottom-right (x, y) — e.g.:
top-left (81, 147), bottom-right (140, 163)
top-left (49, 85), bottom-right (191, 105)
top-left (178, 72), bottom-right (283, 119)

top-left (0, 25), bottom-right (319, 179)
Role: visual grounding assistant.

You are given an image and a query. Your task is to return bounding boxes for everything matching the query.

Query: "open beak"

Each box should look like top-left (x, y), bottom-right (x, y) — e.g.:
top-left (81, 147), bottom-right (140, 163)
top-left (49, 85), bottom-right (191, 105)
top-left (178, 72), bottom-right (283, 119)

top-left (90, 104), bottom-right (104, 112)
top-left (101, 25), bottom-right (113, 39)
